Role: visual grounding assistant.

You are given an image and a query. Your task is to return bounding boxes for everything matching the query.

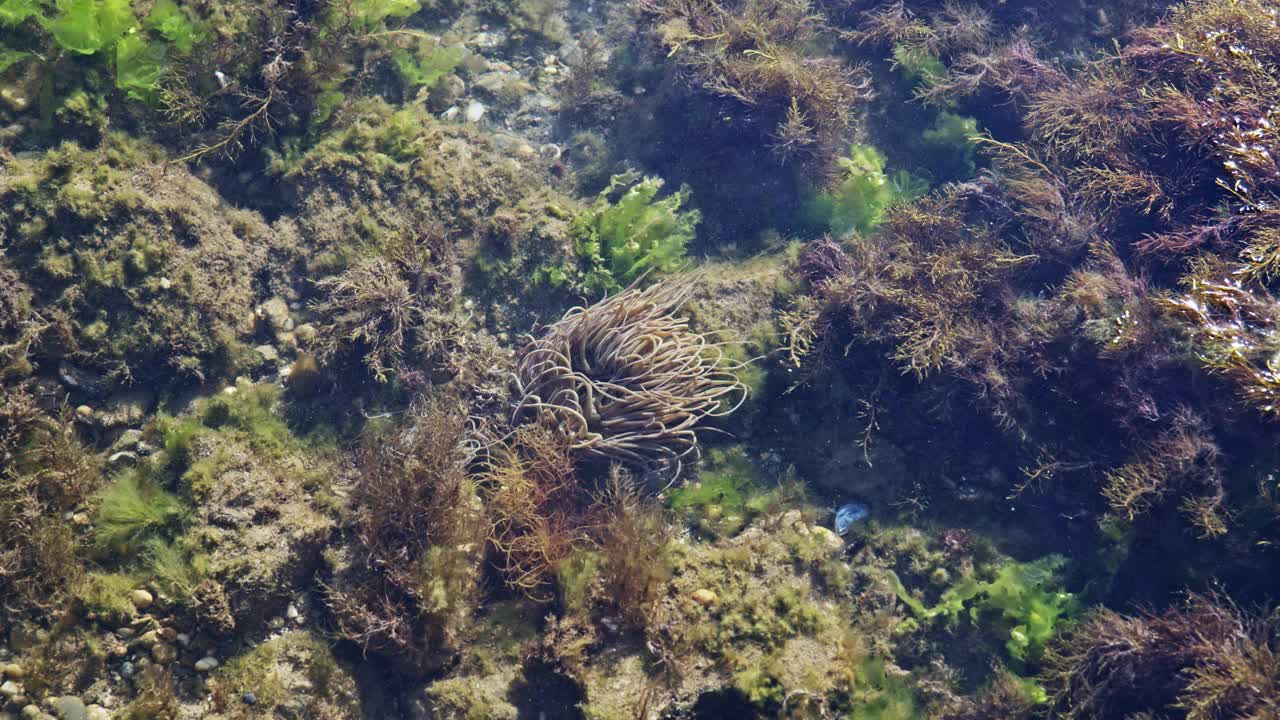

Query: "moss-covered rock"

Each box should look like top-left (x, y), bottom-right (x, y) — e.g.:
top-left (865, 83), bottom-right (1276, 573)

top-left (548, 509), bottom-right (910, 717)
top-left (91, 382), bottom-right (338, 630)
top-left (207, 631), bottom-right (362, 719)
top-left (0, 135), bottom-right (301, 391)
top-left (274, 98), bottom-right (576, 335)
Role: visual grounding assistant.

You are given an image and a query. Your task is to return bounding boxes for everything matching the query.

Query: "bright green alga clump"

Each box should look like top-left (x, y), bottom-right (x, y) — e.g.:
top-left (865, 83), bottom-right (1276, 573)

top-left (886, 554), bottom-right (1076, 666)
top-left (93, 472), bottom-right (187, 555)
top-left (570, 171), bottom-right (699, 294)
top-left (44, 0), bottom-right (135, 55)
top-left (1, 0), bottom-right (203, 101)
top-left (393, 43), bottom-right (462, 90)
top-left (804, 145), bottom-right (925, 237)
top-left (326, 0), bottom-right (420, 33)
top-left (891, 43), bottom-right (944, 86)
top-left (670, 445), bottom-right (772, 535)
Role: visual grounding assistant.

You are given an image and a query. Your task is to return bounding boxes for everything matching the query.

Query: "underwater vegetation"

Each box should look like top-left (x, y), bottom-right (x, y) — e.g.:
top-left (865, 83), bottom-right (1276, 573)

top-left (1043, 592), bottom-right (1280, 719)
top-left (803, 143), bottom-right (928, 237)
top-left (323, 397), bottom-right (484, 672)
top-left (567, 171), bottom-right (699, 294)
top-left (2, 0), bottom-right (1280, 718)
top-left (640, 0), bottom-right (873, 176)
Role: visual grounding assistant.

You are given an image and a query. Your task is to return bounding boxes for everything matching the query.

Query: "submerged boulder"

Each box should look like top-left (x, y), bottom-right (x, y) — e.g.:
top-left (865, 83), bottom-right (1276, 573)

top-left (0, 136), bottom-right (301, 392)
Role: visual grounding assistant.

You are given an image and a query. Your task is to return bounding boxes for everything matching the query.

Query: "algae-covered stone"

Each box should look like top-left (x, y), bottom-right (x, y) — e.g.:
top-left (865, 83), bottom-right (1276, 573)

top-left (557, 511), bottom-right (869, 715)
top-left (95, 390), bottom-right (154, 429)
top-left (0, 135), bottom-right (302, 393)
top-left (128, 589), bottom-right (153, 609)
top-left (207, 631), bottom-right (361, 719)
top-left (158, 384), bottom-right (337, 629)
top-left (276, 99), bottom-right (575, 339)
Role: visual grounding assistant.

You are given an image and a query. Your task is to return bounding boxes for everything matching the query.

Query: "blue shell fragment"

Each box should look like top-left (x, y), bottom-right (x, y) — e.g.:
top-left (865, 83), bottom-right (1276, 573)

top-left (834, 502), bottom-right (870, 536)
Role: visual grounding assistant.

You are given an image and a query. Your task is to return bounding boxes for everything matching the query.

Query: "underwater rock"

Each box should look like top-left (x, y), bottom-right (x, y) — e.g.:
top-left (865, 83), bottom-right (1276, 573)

top-left (691, 588), bottom-right (718, 606)
top-left (208, 631), bottom-right (362, 717)
top-left (253, 345), bottom-right (280, 364)
top-left (282, 354), bottom-right (323, 398)
top-left (128, 589), bottom-right (153, 610)
top-left (49, 697), bottom-right (85, 720)
top-left (0, 136), bottom-right (299, 391)
top-left (257, 298), bottom-right (291, 333)
top-left (835, 502), bottom-right (870, 535)
top-left (194, 657), bottom-right (219, 672)
top-left (95, 390), bottom-right (154, 429)
top-left (57, 362), bottom-right (105, 397)
top-left (475, 72), bottom-right (533, 107)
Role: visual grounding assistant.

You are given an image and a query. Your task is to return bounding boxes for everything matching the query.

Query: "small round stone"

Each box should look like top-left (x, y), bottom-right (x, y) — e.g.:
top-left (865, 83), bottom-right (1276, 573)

top-left (1, 663), bottom-right (22, 678)
top-left (119, 661), bottom-right (135, 678)
top-left (241, 692), bottom-right (257, 706)
top-left (51, 696), bottom-right (87, 720)
top-left (691, 588), bottom-right (718, 607)
top-left (193, 657), bottom-right (219, 672)
top-left (150, 643), bottom-right (176, 665)
top-left (129, 589), bottom-right (153, 610)
top-left (74, 405), bottom-right (93, 419)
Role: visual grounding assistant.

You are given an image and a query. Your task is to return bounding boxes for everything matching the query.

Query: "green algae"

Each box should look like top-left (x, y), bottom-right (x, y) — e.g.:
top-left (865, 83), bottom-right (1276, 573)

top-left (670, 446), bottom-right (772, 536)
top-left (92, 473), bottom-right (186, 555)
top-left (886, 554), bottom-right (1077, 666)
top-left (570, 172), bottom-right (699, 294)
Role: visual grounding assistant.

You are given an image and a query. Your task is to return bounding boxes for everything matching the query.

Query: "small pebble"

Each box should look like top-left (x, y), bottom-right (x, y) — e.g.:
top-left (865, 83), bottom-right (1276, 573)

top-left (1, 663), bottom-right (22, 679)
top-left (175, 633), bottom-right (190, 648)
top-left (241, 692), bottom-right (257, 706)
top-left (1, 680), bottom-right (20, 698)
top-left (86, 707), bottom-right (110, 720)
top-left (119, 661), bottom-right (135, 678)
top-left (129, 589), bottom-right (153, 610)
top-left (20, 705), bottom-right (39, 719)
top-left (691, 588), bottom-right (718, 607)
top-left (107, 451), bottom-right (138, 467)
top-left (286, 604), bottom-right (299, 620)
top-left (464, 100), bottom-right (486, 123)
top-left (811, 526), bottom-right (844, 552)
top-left (74, 405), bottom-right (93, 419)
top-left (50, 697), bottom-right (86, 720)
top-left (150, 643), bottom-right (176, 665)
top-left (194, 657), bottom-right (219, 672)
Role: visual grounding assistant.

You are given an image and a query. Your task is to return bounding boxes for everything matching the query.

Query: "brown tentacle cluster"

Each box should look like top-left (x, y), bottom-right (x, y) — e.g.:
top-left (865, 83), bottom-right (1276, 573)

top-left (512, 275), bottom-right (748, 472)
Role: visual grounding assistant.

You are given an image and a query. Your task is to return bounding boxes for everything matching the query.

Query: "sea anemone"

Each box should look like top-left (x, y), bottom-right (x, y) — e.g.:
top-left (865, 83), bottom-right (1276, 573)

top-left (512, 275), bottom-right (748, 472)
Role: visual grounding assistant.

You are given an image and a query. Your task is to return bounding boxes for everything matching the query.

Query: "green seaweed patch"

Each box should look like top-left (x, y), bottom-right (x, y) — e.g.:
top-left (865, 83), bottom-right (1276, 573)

top-left (669, 446), bottom-right (771, 535)
top-left (891, 43), bottom-right (944, 87)
top-left (570, 171), bottom-right (699, 295)
top-left (920, 111), bottom-right (979, 181)
top-left (209, 632), bottom-right (354, 718)
top-left (845, 657), bottom-right (922, 720)
top-left (886, 554), bottom-right (1077, 668)
top-left (393, 42), bottom-right (462, 90)
top-left (73, 570), bottom-right (141, 623)
top-left (803, 145), bottom-right (927, 237)
top-left (556, 548), bottom-right (604, 617)
top-left (92, 472), bottom-right (187, 556)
